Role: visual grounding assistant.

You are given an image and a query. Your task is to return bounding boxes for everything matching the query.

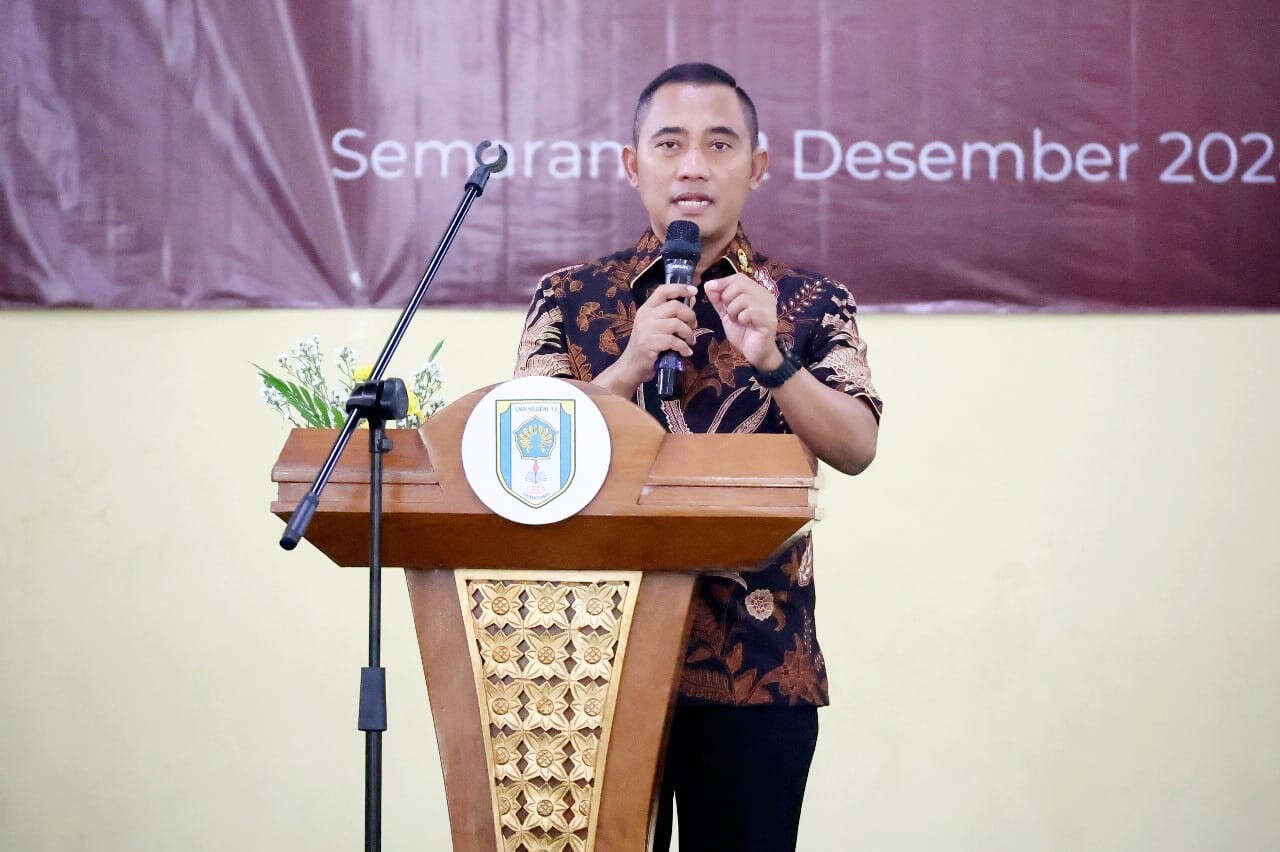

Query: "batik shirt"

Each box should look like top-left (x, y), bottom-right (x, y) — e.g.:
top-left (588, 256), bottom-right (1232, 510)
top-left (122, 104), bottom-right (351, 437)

top-left (513, 226), bottom-right (882, 707)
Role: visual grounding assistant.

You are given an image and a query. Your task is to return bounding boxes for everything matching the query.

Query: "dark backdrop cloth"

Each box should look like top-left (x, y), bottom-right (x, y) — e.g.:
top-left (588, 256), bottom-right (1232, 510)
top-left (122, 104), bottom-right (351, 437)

top-left (2, 1), bottom-right (1277, 311)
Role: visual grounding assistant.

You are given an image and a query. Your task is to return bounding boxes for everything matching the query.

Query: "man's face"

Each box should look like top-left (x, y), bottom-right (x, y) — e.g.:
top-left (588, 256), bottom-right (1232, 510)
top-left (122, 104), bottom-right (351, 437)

top-left (623, 83), bottom-right (768, 255)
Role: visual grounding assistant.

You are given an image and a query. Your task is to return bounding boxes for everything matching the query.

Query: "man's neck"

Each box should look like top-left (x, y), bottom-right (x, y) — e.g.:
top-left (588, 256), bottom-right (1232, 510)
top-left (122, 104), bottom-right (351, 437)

top-left (693, 229), bottom-right (736, 278)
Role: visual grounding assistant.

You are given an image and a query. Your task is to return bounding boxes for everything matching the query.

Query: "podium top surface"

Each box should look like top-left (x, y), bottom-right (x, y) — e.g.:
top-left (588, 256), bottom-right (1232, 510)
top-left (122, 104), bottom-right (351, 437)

top-left (271, 381), bottom-right (819, 571)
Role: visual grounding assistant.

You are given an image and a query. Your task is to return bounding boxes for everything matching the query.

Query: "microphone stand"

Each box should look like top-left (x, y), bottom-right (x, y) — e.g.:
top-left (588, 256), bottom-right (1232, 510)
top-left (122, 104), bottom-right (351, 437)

top-left (277, 141), bottom-right (508, 852)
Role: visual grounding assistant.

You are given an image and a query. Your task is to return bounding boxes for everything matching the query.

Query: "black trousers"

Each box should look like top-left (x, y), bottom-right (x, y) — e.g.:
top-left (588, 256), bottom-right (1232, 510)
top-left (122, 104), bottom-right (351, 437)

top-left (652, 705), bottom-right (820, 852)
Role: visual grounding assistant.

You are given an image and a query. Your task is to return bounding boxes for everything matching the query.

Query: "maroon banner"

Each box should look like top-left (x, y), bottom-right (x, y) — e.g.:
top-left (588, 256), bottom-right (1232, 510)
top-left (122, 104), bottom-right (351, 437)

top-left (2, 1), bottom-right (1277, 311)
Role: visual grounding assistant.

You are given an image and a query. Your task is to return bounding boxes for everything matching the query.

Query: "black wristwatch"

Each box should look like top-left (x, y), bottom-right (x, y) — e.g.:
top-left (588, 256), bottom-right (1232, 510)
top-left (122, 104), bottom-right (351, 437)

top-left (752, 343), bottom-right (802, 388)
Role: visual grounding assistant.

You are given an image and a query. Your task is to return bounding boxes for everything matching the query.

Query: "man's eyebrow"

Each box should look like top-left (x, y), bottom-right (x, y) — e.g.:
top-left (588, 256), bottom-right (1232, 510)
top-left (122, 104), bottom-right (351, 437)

top-left (648, 126), bottom-right (686, 141)
top-left (706, 126), bottom-right (742, 139)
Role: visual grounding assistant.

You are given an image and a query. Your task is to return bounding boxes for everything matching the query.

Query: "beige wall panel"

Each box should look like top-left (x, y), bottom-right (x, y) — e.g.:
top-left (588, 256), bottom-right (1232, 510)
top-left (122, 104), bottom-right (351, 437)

top-left (1, 310), bottom-right (1276, 850)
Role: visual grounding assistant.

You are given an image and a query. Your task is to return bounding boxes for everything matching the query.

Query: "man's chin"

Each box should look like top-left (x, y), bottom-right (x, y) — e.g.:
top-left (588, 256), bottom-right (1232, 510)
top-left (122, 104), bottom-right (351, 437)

top-left (651, 211), bottom-right (732, 245)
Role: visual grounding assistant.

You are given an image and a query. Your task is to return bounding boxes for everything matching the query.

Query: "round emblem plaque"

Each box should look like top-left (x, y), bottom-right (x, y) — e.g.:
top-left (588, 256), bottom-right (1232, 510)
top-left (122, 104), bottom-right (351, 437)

top-left (460, 376), bottom-right (612, 526)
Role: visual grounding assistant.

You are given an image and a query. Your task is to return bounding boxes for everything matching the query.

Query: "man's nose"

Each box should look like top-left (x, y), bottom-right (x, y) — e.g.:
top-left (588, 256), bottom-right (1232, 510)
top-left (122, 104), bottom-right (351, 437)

top-left (676, 147), bottom-right (710, 180)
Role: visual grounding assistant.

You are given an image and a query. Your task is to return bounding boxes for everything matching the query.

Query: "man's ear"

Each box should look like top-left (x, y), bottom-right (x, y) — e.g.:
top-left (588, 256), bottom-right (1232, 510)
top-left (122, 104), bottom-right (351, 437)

top-left (748, 147), bottom-right (769, 190)
top-left (621, 146), bottom-right (640, 188)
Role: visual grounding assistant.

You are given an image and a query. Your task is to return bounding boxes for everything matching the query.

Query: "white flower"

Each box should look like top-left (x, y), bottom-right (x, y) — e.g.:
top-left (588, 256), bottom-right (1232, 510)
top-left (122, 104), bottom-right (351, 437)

top-left (744, 589), bottom-right (775, 621)
top-left (259, 333), bottom-right (443, 430)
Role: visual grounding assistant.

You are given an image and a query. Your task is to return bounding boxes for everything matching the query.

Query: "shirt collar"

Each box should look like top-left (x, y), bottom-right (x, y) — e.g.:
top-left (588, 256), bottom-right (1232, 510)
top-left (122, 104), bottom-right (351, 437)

top-left (628, 224), bottom-right (760, 291)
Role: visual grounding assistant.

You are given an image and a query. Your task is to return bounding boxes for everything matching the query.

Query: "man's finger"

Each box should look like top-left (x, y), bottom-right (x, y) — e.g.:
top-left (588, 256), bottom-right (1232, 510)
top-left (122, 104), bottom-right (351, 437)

top-left (713, 280), bottom-right (744, 303)
top-left (706, 273), bottom-right (753, 298)
top-left (704, 286), bottom-right (724, 312)
top-left (661, 317), bottom-right (696, 343)
top-left (652, 332), bottom-right (693, 357)
top-left (645, 283), bottom-right (698, 306)
top-left (648, 300), bottom-right (697, 323)
top-left (724, 293), bottom-right (756, 320)
top-left (646, 317), bottom-right (693, 345)
top-left (671, 303), bottom-right (698, 326)
top-left (716, 280), bottom-right (768, 314)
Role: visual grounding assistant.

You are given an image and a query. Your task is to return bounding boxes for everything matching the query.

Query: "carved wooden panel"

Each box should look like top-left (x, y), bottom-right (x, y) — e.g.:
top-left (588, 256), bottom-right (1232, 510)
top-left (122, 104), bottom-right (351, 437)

top-left (455, 571), bottom-right (641, 852)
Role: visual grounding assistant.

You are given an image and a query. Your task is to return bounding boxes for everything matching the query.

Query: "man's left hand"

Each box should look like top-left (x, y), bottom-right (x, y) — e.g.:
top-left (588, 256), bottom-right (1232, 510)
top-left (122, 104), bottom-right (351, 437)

top-left (704, 272), bottom-right (781, 370)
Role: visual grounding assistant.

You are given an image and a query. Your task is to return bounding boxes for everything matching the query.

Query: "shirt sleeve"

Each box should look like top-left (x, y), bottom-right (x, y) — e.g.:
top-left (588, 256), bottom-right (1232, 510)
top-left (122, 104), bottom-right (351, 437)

top-left (513, 274), bottom-right (576, 379)
top-left (803, 278), bottom-right (883, 420)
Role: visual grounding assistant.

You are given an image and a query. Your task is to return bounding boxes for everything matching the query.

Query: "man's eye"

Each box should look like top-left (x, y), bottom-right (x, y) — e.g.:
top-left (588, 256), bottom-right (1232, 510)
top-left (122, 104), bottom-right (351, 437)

top-left (711, 141), bottom-right (730, 151)
top-left (657, 140), bottom-right (679, 150)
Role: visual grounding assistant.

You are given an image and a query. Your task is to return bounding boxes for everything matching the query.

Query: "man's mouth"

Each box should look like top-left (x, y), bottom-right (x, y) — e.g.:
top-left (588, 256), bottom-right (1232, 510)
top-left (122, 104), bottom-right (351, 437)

top-left (672, 193), bottom-right (712, 212)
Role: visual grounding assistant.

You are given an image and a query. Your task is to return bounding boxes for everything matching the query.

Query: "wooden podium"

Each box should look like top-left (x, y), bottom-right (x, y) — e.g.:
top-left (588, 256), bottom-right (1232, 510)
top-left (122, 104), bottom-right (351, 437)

top-left (271, 380), bottom-right (818, 852)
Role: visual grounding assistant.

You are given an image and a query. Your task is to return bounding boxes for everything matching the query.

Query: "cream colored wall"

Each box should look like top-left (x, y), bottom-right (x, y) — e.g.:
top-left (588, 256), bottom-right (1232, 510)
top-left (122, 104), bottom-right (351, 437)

top-left (0, 309), bottom-right (1276, 851)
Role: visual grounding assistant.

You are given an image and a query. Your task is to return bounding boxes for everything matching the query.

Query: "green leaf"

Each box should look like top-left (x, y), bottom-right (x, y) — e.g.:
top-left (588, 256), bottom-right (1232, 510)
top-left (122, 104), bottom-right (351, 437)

top-left (429, 337), bottom-right (445, 361)
top-left (282, 385), bottom-right (312, 414)
top-left (315, 389), bottom-right (344, 429)
top-left (303, 387), bottom-right (324, 426)
top-left (288, 382), bottom-right (326, 428)
top-left (323, 396), bottom-right (342, 428)
top-left (254, 365), bottom-right (293, 398)
top-left (305, 386), bottom-right (332, 427)
top-left (258, 367), bottom-right (313, 424)
top-left (255, 361), bottom-right (335, 428)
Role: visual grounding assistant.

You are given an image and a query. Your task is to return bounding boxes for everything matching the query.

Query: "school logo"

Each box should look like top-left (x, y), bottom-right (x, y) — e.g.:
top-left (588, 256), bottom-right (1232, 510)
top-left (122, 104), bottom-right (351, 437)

top-left (496, 400), bottom-right (575, 507)
top-left (461, 376), bottom-right (611, 526)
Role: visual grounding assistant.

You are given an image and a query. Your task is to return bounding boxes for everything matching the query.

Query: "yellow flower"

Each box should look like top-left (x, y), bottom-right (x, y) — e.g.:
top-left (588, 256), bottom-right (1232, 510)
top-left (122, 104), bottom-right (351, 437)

top-left (406, 388), bottom-right (423, 420)
top-left (352, 364), bottom-right (374, 382)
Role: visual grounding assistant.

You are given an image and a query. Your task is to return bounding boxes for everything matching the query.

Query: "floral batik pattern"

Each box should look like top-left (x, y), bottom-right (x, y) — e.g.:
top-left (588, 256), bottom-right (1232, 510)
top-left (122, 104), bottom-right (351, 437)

top-left (513, 227), bottom-right (882, 707)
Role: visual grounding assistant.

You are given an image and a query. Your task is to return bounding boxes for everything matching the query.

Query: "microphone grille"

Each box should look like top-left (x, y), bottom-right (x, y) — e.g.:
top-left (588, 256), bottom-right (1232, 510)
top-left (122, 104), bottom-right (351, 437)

top-left (662, 220), bottom-right (701, 262)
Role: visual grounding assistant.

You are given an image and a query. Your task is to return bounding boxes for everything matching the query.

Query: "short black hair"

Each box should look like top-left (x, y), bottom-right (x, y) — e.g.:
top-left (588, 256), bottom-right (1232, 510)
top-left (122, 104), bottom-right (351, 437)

top-left (632, 62), bottom-right (759, 150)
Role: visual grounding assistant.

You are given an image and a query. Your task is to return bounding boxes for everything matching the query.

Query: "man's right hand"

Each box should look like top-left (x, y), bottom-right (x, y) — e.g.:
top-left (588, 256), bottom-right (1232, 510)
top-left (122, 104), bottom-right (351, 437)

top-left (593, 283), bottom-right (698, 397)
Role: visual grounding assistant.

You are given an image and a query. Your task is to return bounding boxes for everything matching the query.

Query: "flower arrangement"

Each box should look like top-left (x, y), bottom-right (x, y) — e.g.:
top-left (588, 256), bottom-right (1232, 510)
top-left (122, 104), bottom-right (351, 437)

top-left (256, 336), bottom-right (446, 429)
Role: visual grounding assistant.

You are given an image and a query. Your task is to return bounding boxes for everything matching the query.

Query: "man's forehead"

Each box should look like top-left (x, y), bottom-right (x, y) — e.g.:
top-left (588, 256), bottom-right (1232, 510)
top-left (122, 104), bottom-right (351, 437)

top-left (640, 83), bottom-right (748, 136)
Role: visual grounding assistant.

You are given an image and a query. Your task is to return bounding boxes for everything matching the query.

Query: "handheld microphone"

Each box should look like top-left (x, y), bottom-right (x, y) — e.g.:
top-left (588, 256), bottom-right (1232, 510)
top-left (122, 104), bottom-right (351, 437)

top-left (656, 220), bottom-right (701, 400)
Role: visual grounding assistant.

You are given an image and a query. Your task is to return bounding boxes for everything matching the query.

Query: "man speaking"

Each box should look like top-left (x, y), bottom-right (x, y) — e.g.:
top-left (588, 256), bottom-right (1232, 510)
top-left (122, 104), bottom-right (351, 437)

top-left (514, 62), bottom-right (882, 851)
